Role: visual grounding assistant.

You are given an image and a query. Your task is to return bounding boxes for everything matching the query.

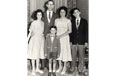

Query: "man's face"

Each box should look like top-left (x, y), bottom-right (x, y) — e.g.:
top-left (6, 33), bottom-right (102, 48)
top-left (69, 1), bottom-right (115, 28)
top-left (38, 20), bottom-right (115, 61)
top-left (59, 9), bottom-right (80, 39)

top-left (46, 1), bottom-right (54, 11)
top-left (73, 9), bottom-right (81, 18)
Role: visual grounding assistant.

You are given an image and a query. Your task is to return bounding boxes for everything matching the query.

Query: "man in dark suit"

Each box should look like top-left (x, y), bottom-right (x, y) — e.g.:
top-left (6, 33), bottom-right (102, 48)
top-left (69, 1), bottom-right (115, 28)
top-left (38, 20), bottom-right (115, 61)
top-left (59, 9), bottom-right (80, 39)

top-left (43, 0), bottom-right (58, 37)
top-left (70, 8), bottom-right (88, 74)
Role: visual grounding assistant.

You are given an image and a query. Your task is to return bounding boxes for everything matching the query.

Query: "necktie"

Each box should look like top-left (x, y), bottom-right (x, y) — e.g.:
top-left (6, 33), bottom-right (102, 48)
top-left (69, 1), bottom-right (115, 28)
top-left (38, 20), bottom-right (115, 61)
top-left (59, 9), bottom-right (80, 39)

top-left (49, 12), bottom-right (51, 20)
top-left (77, 20), bottom-right (79, 25)
top-left (76, 19), bottom-right (79, 29)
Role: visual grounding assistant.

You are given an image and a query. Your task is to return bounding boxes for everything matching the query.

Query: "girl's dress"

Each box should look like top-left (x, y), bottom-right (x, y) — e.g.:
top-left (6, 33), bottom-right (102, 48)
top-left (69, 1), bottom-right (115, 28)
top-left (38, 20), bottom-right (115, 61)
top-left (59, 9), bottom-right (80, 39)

top-left (28, 20), bottom-right (45, 59)
top-left (55, 18), bottom-right (72, 62)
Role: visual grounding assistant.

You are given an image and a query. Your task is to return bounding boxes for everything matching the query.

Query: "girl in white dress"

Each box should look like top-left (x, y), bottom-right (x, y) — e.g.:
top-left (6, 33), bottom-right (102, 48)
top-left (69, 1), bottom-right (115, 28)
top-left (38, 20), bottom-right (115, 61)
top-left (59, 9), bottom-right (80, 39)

top-left (27, 9), bottom-right (45, 75)
top-left (55, 6), bottom-right (72, 74)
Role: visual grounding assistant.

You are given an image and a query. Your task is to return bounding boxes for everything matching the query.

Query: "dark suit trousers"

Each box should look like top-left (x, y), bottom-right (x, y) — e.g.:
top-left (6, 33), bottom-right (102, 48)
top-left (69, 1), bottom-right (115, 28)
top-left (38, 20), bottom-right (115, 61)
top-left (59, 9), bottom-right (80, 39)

top-left (71, 44), bottom-right (85, 72)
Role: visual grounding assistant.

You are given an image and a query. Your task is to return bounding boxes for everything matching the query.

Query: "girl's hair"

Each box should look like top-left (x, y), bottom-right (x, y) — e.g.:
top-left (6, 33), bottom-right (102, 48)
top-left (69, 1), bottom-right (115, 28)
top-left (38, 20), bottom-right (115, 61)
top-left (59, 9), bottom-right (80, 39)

top-left (50, 26), bottom-right (57, 30)
top-left (31, 9), bottom-right (43, 20)
top-left (58, 6), bottom-right (68, 18)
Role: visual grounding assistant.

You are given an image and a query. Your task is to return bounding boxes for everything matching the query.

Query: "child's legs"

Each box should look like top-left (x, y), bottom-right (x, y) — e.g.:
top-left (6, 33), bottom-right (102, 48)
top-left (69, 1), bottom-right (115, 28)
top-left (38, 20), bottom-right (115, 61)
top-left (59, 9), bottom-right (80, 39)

top-left (49, 59), bottom-right (52, 72)
top-left (56, 60), bottom-right (62, 72)
top-left (53, 59), bottom-right (56, 71)
top-left (62, 61), bottom-right (67, 72)
top-left (36, 59), bottom-right (40, 70)
top-left (31, 59), bottom-right (35, 72)
top-left (58, 60), bottom-right (62, 69)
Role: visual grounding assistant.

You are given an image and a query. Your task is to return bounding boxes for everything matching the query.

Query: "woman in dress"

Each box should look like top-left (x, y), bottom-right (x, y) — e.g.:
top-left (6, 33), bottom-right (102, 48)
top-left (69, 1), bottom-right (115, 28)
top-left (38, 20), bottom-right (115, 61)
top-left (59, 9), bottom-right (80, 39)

top-left (27, 9), bottom-right (45, 75)
top-left (55, 6), bottom-right (72, 74)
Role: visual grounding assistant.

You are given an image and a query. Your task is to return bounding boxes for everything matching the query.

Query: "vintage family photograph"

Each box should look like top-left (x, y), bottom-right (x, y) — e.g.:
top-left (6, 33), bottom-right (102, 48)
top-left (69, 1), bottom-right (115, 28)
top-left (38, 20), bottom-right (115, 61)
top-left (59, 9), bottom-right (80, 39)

top-left (27, 0), bottom-right (88, 76)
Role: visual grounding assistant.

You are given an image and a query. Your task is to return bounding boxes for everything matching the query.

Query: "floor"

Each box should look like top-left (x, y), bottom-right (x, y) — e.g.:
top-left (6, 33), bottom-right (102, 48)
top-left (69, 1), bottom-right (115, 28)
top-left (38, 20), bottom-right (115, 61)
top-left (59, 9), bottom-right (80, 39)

top-left (27, 64), bottom-right (88, 76)
top-left (28, 69), bottom-right (88, 76)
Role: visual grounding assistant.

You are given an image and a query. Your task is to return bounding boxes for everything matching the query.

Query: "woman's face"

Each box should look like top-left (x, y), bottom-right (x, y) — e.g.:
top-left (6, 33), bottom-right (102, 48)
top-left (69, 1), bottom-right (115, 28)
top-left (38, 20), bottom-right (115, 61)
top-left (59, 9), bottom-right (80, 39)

top-left (37, 12), bottom-right (42, 20)
top-left (60, 9), bottom-right (66, 17)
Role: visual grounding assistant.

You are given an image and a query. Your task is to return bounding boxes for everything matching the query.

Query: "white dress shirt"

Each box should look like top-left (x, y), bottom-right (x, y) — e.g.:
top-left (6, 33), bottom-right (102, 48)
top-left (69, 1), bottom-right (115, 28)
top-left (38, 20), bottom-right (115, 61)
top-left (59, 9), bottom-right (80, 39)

top-left (47, 10), bottom-right (53, 23)
top-left (76, 17), bottom-right (81, 29)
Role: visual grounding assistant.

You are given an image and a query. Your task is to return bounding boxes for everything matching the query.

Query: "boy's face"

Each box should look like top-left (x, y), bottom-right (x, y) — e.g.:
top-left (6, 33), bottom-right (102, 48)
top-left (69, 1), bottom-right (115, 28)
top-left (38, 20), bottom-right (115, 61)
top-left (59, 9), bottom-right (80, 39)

top-left (73, 9), bottom-right (81, 18)
top-left (50, 28), bottom-right (56, 35)
top-left (46, 1), bottom-right (54, 11)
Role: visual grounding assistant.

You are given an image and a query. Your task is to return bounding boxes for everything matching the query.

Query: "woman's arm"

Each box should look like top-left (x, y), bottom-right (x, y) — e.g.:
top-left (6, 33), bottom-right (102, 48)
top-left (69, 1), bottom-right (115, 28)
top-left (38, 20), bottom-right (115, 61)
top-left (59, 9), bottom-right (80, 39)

top-left (27, 30), bottom-right (31, 41)
top-left (44, 37), bottom-right (48, 57)
top-left (57, 38), bottom-right (60, 58)
top-left (27, 22), bottom-right (33, 42)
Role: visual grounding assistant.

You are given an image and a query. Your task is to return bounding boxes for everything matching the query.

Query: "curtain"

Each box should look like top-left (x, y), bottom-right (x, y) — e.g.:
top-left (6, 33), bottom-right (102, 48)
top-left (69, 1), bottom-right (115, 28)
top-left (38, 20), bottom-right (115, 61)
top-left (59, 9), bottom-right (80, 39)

top-left (28, 0), bottom-right (68, 22)
top-left (54, 0), bottom-right (67, 12)
top-left (67, 0), bottom-right (77, 16)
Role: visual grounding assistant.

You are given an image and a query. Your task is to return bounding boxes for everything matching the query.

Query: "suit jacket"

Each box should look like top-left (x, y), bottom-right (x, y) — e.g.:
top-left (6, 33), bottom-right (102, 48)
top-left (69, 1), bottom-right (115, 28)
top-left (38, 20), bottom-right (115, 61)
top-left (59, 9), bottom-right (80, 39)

top-left (70, 18), bottom-right (88, 45)
top-left (44, 35), bottom-right (60, 56)
top-left (43, 11), bottom-right (58, 37)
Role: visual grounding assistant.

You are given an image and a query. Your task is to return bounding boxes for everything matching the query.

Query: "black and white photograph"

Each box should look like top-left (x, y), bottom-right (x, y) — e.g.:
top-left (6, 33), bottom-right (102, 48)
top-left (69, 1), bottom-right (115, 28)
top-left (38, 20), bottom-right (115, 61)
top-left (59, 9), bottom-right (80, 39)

top-left (27, 0), bottom-right (88, 76)
top-left (1, 0), bottom-right (115, 76)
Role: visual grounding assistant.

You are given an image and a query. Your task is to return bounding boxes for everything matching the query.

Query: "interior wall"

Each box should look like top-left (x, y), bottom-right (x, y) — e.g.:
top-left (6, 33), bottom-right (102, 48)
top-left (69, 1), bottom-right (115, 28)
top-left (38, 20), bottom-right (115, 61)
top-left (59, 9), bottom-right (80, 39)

top-left (28, 0), bottom-right (88, 22)
top-left (76, 0), bottom-right (88, 21)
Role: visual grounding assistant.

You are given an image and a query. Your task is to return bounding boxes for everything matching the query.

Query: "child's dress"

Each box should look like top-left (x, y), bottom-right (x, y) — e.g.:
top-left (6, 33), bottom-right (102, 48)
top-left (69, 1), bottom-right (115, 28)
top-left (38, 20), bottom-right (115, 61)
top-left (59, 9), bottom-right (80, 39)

top-left (28, 20), bottom-right (45, 59)
top-left (44, 35), bottom-right (60, 59)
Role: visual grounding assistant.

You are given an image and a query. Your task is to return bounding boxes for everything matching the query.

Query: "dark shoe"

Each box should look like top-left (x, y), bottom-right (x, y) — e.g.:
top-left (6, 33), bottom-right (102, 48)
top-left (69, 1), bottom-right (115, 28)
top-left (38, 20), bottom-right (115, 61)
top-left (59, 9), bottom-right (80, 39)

top-left (70, 67), bottom-right (75, 72)
top-left (52, 73), bottom-right (56, 76)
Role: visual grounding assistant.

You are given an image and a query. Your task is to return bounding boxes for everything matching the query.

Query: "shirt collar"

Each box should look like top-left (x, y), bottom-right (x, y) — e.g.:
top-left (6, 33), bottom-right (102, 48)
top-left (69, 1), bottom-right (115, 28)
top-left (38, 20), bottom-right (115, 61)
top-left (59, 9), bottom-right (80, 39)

top-left (76, 17), bottom-right (81, 23)
top-left (47, 10), bottom-right (53, 13)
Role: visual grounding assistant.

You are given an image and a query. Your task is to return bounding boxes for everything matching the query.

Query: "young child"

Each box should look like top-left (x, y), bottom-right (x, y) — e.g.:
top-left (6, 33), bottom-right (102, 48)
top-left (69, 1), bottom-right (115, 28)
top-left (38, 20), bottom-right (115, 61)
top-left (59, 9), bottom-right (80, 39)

top-left (27, 9), bottom-right (45, 75)
top-left (44, 26), bottom-right (60, 73)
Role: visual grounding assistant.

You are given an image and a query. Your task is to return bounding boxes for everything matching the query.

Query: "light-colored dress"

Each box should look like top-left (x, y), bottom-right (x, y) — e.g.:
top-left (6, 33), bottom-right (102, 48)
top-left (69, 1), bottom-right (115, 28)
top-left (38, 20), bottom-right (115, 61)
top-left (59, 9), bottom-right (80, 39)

top-left (55, 18), bottom-right (72, 62)
top-left (28, 20), bottom-right (45, 59)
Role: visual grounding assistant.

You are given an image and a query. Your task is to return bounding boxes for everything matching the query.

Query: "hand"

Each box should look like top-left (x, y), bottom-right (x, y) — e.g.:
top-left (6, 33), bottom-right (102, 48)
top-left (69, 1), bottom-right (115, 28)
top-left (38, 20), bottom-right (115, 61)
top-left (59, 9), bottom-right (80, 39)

top-left (85, 43), bottom-right (88, 48)
top-left (45, 54), bottom-right (47, 57)
top-left (57, 35), bottom-right (61, 39)
top-left (57, 35), bottom-right (63, 39)
top-left (85, 48), bottom-right (89, 52)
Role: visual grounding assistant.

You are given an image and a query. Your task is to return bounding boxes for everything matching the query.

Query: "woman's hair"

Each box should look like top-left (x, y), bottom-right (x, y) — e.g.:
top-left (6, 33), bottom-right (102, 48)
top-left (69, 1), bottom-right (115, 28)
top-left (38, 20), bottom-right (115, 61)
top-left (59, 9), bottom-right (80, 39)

top-left (31, 9), bottom-right (43, 20)
top-left (58, 6), bottom-right (68, 17)
top-left (50, 26), bottom-right (57, 31)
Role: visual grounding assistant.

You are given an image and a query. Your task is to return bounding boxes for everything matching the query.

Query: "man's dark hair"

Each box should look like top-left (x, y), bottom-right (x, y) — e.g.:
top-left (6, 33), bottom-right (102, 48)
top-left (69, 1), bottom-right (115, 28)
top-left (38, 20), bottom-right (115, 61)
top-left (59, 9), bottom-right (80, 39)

top-left (70, 7), bottom-right (80, 18)
top-left (44, 0), bottom-right (54, 11)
